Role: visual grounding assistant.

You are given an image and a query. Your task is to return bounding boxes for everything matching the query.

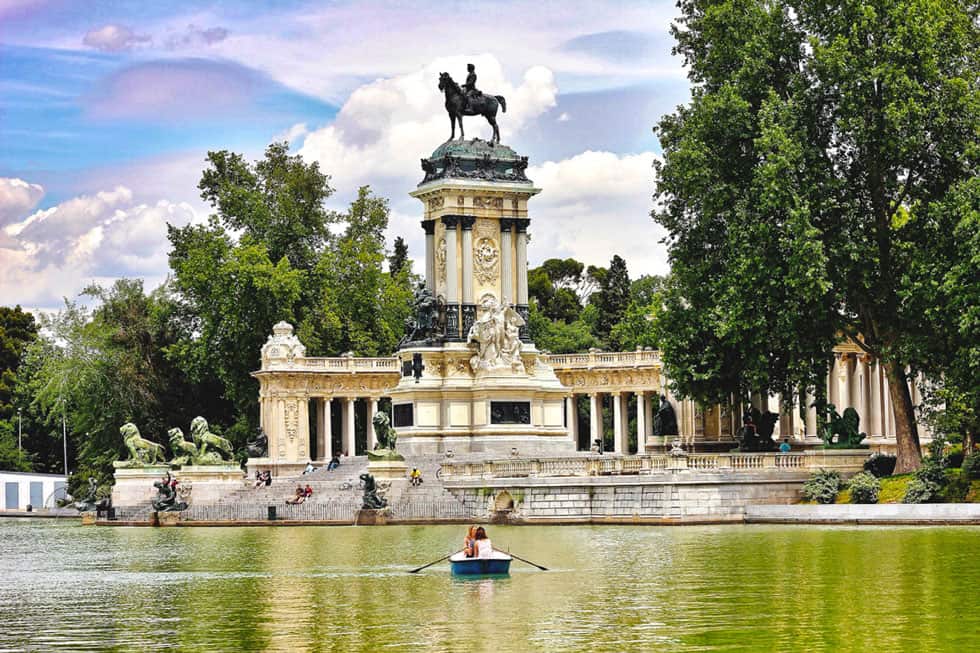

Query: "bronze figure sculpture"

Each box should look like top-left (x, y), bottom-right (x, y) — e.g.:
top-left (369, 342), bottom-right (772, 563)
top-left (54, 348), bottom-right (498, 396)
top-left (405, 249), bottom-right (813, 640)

top-left (438, 70), bottom-right (507, 144)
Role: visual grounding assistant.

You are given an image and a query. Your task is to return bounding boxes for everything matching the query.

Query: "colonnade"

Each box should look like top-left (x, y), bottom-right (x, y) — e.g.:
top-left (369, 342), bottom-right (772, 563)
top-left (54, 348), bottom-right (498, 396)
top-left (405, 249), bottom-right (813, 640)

top-left (421, 215), bottom-right (530, 341)
top-left (564, 391), bottom-right (664, 454)
top-left (310, 396), bottom-right (383, 461)
top-left (772, 351), bottom-right (928, 442)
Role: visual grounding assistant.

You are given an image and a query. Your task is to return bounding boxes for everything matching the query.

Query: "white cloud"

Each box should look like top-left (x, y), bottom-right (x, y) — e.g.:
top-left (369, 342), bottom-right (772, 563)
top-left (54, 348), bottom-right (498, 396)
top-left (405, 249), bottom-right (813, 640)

top-left (82, 24), bottom-right (151, 52)
top-left (299, 55), bottom-right (557, 191)
top-left (0, 177), bottom-right (44, 226)
top-left (527, 150), bottom-right (667, 277)
top-left (1, 186), bottom-right (197, 309)
top-left (165, 24), bottom-right (229, 50)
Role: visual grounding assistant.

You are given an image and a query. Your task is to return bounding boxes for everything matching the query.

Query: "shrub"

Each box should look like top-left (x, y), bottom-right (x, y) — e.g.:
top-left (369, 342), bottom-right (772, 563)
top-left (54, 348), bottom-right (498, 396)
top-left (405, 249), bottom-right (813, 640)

top-left (903, 478), bottom-right (939, 504)
top-left (962, 452), bottom-right (980, 480)
top-left (848, 472), bottom-right (881, 504)
top-left (915, 459), bottom-right (947, 488)
top-left (940, 470), bottom-right (970, 503)
top-left (802, 469), bottom-right (842, 504)
top-left (863, 452), bottom-right (897, 478)
top-left (946, 444), bottom-right (964, 469)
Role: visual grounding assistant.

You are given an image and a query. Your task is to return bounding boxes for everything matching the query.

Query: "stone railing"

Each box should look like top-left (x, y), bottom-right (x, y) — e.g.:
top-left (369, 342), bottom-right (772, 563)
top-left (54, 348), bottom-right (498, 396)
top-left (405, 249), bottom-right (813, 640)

top-left (264, 356), bottom-right (401, 372)
top-left (544, 350), bottom-right (661, 370)
top-left (440, 450), bottom-right (869, 481)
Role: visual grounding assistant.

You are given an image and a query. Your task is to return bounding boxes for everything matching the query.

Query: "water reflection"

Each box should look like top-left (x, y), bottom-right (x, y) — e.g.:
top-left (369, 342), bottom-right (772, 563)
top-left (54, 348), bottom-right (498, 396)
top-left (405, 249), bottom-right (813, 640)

top-left (1, 520), bottom-right (979, 651)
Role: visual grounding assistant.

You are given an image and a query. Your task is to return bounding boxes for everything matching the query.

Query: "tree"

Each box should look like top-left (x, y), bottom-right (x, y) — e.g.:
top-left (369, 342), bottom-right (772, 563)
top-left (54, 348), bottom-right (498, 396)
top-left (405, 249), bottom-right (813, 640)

top-left (609, 275), bottom-right (666, 351)
top-left (0, 305), bottom-right (37, 419)
top-left (197, 141), bottom-right (335, 270)
top-left (590, 255), bottom-right (631, 346)
top-left (654, 0), bottom-right (979, 472)
top-left (388, 236), bottom-right (410, 276)
top-left (309, 187), bottom-right (414, 356)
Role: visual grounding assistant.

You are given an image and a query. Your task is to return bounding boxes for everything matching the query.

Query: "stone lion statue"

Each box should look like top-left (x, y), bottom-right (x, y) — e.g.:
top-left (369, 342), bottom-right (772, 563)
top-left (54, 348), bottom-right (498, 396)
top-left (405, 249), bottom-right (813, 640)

top-left (168, 427), bottom-right (198, 466)
top-left (189, 417), bottom-right (234, 464)
top-left (119, 423), bottom-right (165, 466)
top-left (372, 411), bottom-right (397, 450)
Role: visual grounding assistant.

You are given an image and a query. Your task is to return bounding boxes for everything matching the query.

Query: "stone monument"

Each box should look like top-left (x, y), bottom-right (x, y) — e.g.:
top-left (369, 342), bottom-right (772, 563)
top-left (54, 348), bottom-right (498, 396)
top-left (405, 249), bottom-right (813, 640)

top-left (387, 85), bottom-right (571, 455)
top-left (367, 412), bottom-right (408, 480)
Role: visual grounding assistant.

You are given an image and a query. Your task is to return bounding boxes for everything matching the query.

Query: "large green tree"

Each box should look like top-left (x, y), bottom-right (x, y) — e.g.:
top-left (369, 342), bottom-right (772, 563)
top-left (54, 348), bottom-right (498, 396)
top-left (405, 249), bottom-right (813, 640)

top-left (0, 306), bottom-right (37, 471)
top-left (590, 255), bottom-right (631, 346)
top-left (654, 0), bottom-right (979, 472)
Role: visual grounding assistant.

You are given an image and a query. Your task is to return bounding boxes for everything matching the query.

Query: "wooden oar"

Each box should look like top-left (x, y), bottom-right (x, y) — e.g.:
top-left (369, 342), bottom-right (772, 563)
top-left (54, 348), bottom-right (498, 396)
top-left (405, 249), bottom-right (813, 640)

top-left (496, 548), bottom-right (548, 571)
top-left (408, 550), bottom-right (460, 574)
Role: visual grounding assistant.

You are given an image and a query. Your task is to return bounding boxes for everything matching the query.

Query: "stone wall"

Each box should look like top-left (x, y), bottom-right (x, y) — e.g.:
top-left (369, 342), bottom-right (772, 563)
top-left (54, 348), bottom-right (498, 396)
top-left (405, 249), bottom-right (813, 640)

top-left (446, 473), bottom-right (805, 524)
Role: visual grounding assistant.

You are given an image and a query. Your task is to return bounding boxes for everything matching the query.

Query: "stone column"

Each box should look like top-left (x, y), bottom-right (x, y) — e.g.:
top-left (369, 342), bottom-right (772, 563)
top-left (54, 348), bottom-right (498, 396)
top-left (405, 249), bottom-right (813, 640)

top-left (422, 220), bottom-right (435, 291)
top-left (804, 391), bottom-right (818, 439)
top-left (499, 219), bottom-right (514, 304)
top-left (515, 220), bottom-right (529, 304)
top-left (846, 355), bottom-right (860, 413)
top-left (322, 398), bottom-right (333, 461)
top-left (828, 355), bottom-right (841, 410)
top-left (344, 397), bottom-right (356, 456)
top-left (612, 392), bottom-right (624, 454)
top-left (514, 219), bottom-right (531, 340)
top-left (460, 216), bottom-right (476, 336)
top-left (367, 397), bottom-right (379, 450)
top-left (589, 393), bottom-right (602, 450)
top-left (636, 392), bottom-right (647, 449)
top-left (566, 395), bottom-right (579, 449)
top-left (644, 392), bottom-right (654, 440)
top-left (442, 216), bottom-right (460, 340)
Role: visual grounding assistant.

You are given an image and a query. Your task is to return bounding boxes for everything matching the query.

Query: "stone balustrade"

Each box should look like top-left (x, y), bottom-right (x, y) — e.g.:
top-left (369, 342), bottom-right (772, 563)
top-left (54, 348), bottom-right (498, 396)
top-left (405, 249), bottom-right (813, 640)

top-left (440, 450), bottom-right (869, 481)
top-left (544, 350), bottom-right (661, 370)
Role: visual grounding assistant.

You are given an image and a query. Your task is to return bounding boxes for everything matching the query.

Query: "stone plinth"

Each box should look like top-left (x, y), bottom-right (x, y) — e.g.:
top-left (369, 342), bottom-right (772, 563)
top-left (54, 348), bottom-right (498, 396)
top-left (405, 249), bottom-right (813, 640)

top-left (355, 508), bottom-right (388, 525)
top-left (112, 465), bottom-right (171, 506)
top-left (368, 458), bottom-right (408, 481)
top-left (244, 457), bottom-right (307, 479)
top-left (81, 512), bottom-right (96, 525)
top-left (172, 465), bottom-right (245, 505)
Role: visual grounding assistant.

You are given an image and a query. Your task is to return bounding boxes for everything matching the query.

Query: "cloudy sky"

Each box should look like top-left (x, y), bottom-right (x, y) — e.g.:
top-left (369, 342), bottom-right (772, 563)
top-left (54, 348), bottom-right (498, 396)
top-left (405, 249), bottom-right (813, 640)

top-left (0, 0), bottom-right (689, 311)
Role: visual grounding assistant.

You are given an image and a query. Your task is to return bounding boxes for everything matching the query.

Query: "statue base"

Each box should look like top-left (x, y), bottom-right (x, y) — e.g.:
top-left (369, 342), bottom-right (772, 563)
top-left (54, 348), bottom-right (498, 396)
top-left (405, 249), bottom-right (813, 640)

top-left (355, 508), bottom-right (388, 526)
top-left (111, 465), bottom-right (172, 507)
top-left (81, 512), bottom-right (96, 526)
top-left (172, 464), bottom-right (244, 505)
top-left (154, 511), bottom-right (182, 527)
top-left (368, 458), bottom-right (408, 481)
top-left (244, 457), bottom-right (308, 478)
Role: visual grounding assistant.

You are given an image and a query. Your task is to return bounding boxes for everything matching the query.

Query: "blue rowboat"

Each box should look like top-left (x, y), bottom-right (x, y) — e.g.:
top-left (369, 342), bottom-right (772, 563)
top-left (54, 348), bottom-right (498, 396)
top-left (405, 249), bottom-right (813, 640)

top-left (449, 551), bottom-right (512, 575)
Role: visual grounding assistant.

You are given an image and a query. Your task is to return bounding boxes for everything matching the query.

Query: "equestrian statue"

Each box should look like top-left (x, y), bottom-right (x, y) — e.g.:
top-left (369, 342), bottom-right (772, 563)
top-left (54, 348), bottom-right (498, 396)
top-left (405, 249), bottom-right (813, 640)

top-left (439, 64), bottom-right (507, 144)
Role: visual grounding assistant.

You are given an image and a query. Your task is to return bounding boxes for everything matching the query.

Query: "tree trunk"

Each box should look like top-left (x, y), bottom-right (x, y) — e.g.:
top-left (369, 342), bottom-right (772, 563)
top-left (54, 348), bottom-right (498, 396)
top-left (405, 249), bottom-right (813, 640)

top-left (885, 360), bottom-right (922, 473)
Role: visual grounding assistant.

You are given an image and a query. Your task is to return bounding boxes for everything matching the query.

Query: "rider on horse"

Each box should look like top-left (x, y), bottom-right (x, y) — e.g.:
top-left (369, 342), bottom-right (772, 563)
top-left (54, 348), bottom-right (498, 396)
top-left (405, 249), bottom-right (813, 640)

top-left (464, 63), bottom-right (482, 110)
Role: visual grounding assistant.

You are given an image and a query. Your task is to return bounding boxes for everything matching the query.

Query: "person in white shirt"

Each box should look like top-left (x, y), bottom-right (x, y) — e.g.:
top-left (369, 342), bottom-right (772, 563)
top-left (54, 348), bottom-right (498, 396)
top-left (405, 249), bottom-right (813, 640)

top-left (474, 526), bottom-right (493, 558)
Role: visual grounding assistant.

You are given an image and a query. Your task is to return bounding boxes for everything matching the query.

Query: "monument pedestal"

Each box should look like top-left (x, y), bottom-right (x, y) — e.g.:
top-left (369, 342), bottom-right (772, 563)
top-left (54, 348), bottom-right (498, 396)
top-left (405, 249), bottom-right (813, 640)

top-left (367, 458), bottom-right (408, 481)
top-left (172, 464), bottom-right (245, 504)
top-left (355, 508), bottom-right (388, 525)
top-left (111, 464), bottom-right (171, 506)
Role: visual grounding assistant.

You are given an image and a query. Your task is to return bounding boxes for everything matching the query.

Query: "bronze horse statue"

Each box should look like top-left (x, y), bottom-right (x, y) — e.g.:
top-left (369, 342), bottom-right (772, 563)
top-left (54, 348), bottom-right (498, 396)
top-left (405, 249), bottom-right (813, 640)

top-left (438, 72), bottom-right (507, 144)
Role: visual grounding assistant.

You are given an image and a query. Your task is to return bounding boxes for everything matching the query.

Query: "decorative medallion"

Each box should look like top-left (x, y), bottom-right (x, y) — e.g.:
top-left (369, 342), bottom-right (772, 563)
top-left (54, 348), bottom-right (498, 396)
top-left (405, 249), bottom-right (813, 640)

top-left (457, 195), bottom-right (465, 206)
top-left (428, 196), bottom-right (444, 210)
top-left (474, 237), bottom-right (499, 284)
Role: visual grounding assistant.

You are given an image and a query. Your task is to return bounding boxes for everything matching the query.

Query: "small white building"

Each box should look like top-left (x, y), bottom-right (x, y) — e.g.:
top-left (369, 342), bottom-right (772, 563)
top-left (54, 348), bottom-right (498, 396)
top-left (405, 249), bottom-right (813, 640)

top-left (0, 471), bottom-right (67, 511)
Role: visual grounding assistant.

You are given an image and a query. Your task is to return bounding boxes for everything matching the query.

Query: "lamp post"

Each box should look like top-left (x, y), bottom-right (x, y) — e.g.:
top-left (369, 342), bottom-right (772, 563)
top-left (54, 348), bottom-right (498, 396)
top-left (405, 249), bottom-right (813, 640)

top-left (17, 408), bottom-right (22, 452)
top-left (61, 399), bottom-right (68, 476)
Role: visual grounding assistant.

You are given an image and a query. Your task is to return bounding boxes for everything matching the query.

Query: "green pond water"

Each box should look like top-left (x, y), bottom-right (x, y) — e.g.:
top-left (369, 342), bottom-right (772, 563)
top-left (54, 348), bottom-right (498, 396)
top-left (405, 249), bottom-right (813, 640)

top-left (1, 520), bottom-right (978, 652)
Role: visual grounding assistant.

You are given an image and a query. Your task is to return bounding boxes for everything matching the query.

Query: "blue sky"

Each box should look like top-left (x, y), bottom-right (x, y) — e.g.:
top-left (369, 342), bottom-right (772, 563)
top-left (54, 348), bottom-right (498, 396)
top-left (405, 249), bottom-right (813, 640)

top-left (0, 0), bottom-right (689, 310)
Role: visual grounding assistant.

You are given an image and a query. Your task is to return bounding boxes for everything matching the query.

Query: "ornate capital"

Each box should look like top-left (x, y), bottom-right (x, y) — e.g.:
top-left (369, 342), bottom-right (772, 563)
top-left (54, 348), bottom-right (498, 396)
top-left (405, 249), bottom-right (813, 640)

top-left (421, 220), bottom-right (436, 235)
top-left (499, 218), bottom-right (516, 231)
top-left (459, 216), bottom-right (476, 230)
top-left (513, 218), bottom-right (530, 233)
top-left (442, 215), bottom-right (461, 228)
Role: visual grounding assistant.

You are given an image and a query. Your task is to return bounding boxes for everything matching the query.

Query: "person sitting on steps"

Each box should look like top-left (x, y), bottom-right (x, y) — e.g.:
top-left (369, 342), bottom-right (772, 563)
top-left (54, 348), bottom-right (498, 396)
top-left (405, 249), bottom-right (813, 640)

top-left (326, 454), bottom-right (340, 471)
top-left (286, 485), bottom-right (306, 505)
top-left (410, 468), bottom-right (423, 487)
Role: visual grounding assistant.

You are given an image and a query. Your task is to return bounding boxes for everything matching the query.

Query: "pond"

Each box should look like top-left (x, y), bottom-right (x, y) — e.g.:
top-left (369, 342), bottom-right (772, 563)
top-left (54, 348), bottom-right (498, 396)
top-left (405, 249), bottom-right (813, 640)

top-left (1, 520), bottom-right (978, 651)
